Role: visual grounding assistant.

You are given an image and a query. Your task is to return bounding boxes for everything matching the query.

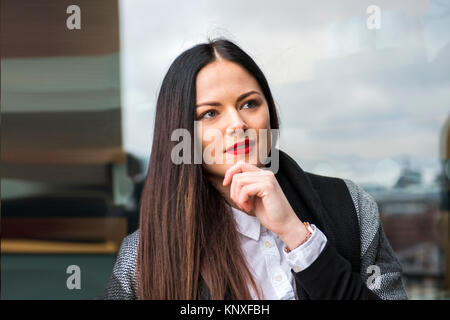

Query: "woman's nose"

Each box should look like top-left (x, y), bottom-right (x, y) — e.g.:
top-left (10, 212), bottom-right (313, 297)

top-left (226, 110), bottom-right (248, 136)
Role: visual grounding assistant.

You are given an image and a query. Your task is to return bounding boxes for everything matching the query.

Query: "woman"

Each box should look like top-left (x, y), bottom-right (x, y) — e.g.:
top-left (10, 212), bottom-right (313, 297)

top-left (103, 38), bottom-right (408, 300)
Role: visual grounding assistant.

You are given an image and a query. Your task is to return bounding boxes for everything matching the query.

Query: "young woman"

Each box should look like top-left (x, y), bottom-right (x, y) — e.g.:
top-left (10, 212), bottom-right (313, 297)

top-left (103, 38), bottom-right (408, 300)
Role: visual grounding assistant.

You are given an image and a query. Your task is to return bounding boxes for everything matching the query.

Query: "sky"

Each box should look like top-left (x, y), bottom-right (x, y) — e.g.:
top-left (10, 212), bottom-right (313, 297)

top-left (118, 0), bottom-right (450, 188)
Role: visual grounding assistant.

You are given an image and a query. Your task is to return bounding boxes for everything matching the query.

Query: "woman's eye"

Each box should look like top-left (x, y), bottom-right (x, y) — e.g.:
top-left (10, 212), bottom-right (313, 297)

top-left (241, 100), bottom-right (259, 109)
top-left (200, 110), bottom-right (217, 119)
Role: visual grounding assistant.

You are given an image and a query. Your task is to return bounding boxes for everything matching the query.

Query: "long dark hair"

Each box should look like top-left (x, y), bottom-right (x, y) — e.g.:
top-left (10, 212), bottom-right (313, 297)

top-left (137, 38), bottom-right (280, 299)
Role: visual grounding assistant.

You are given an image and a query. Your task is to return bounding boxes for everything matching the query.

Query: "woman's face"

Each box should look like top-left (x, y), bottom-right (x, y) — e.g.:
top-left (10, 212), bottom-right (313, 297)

top-left (195, 59), bottom-right (272, 178)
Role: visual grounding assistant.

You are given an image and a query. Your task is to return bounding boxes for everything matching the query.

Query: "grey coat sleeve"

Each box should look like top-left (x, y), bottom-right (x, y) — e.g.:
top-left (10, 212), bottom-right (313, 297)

top-left (344, 179), bottom-right (409, 300)
top-left (102, 230), bottom-right (139, 300)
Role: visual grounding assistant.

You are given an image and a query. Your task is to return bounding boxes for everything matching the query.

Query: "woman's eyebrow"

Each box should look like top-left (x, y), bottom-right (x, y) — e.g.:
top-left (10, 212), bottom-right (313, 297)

top-left (196, 90), bottom-right (260, 108)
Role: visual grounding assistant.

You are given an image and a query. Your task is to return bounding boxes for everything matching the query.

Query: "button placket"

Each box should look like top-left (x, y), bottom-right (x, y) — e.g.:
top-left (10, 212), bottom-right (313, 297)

top-left (260, 235), bottom-right (278, 256)
top-left (274, 274), bottom-right (283, 282)
top-left (260, 234), bottom-right (296, 300)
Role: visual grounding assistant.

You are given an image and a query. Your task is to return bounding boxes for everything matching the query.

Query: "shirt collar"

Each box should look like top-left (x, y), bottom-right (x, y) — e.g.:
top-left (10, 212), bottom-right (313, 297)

top-left (228, 204), bottom-right (262, 241)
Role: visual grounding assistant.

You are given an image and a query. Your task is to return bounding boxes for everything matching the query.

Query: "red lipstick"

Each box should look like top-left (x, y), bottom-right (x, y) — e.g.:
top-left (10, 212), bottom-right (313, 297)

top-left (225, 139), bottom-right (255, 155)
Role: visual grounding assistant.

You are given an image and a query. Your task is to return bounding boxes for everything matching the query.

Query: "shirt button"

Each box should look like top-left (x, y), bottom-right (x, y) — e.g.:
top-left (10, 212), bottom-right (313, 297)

top-left (274, 274), bottom-right (282, 282)
top-left (264, 241), bottom-right (272, 248)
top-left (293, 265), bottom-right (301, 273)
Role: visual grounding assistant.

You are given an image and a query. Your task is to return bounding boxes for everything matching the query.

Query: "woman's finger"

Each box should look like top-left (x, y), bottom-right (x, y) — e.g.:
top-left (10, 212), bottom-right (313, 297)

top-left (222, 160), bottom-right (260, 186)
top-left (238, 182), bottom-right (270, 213)
top-left (231, 172), bottom-right (270, 203)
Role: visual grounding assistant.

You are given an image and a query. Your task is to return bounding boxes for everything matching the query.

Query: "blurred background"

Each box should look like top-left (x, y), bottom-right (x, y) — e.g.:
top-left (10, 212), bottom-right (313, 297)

top-left (1, 0), bottom-right (449, 299)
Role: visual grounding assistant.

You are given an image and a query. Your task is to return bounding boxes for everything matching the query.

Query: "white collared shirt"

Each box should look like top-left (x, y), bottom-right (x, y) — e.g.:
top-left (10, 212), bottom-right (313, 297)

top-left (230, 205), bottom-right (328, 300)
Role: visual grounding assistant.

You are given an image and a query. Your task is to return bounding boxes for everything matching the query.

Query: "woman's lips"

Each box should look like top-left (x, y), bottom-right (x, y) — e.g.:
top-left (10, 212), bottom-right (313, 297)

top-left (225, 139), bottom-right (256, 155)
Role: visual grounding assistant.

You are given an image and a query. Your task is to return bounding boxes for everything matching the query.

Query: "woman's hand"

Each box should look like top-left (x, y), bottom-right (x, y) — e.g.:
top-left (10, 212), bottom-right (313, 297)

top-left (223, 160), bottom-right (308, 248)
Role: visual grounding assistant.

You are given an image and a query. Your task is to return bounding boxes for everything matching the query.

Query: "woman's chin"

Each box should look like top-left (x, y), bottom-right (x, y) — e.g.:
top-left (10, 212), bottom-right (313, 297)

top-left (206, 157), bottom-right (261, 174)
top-left (225, 151), bottom-right (259, 165)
